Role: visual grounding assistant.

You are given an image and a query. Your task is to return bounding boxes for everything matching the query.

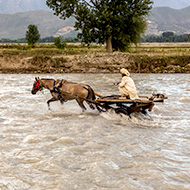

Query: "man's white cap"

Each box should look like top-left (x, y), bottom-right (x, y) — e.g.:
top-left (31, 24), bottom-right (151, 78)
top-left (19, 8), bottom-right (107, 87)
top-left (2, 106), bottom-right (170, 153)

top-left (120, 68), bottom-right (130, 77)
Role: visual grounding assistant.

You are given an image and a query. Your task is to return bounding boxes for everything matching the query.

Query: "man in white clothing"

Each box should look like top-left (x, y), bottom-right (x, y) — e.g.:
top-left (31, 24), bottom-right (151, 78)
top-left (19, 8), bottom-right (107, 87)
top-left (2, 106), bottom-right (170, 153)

top-left (118, 68), bottom-right (139, 99)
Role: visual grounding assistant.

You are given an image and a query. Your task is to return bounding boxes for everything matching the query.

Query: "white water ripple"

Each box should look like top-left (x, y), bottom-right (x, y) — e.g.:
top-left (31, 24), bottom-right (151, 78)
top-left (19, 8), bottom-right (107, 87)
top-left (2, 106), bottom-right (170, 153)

top-left (0, 73), bottom-right (190, 189)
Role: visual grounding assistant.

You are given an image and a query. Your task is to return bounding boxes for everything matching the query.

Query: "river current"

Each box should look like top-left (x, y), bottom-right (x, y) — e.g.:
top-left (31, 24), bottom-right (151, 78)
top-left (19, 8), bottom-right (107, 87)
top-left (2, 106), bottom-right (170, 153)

top-left (0, 73), bottom-right (190, 190)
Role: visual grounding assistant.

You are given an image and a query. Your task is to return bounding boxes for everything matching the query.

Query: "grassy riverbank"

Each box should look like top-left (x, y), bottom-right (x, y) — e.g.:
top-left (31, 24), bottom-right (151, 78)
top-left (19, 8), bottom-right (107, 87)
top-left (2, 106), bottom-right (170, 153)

top-left (1, 43), bottom-right (190, 73)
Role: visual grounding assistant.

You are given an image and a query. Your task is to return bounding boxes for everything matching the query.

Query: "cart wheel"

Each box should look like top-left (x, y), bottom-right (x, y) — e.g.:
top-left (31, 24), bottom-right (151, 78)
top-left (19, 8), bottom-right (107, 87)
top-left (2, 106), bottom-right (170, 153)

top-left (115, 108), bottom-right (129, 116)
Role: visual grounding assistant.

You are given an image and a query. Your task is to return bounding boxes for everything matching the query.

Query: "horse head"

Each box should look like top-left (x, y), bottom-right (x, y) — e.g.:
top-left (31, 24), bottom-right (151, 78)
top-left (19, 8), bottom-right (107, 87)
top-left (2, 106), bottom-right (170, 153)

top-left (31, 77), bottom-right (43, 94)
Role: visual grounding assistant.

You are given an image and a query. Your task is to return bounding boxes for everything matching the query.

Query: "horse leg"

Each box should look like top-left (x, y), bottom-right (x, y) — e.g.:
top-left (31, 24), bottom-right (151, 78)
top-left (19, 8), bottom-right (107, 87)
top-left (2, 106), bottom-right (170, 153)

top-left (76, 99), bottom-right (86, 112)
top-left (47, 97), bottom-right (59, 109)
top-left (86, 101), bottom-right (103, 112)
top-left (51, 92), bottom-right (64, 105)
top-left (85, 101), bottom-right (95, 110)
top-left (58, 94), bottom-right (65, 104)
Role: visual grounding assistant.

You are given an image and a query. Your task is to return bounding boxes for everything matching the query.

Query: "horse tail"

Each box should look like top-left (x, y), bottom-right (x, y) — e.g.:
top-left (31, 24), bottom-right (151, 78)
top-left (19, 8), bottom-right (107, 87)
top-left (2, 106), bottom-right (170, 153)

top-left (83, 85), bottom-right (96, 100)
top-left (82, 85), bottom-right (96, 110)
top-left (83, 85), bottom-right (103, 111)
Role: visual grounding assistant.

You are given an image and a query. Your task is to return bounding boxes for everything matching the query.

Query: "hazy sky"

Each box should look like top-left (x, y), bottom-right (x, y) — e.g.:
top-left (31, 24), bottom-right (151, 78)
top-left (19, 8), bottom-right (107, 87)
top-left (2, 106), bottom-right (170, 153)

top-left (153, 0), bottom-right (190, 9)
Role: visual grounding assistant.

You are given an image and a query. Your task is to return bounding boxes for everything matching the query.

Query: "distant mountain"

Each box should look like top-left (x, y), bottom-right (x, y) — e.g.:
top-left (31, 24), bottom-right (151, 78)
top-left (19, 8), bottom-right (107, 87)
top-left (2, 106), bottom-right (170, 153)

top-left (1, 7), bottom-right (190, 40)
top-left (147, 6), bottom-right (190, 35)
top-left (0, 10), bottom-right (76, 39)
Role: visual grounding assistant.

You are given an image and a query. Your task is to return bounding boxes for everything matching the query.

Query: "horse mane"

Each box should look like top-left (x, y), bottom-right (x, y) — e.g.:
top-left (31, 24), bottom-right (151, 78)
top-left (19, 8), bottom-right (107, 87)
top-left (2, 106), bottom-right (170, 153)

top-left (41, 78), bottom-right (68, 82)
top-left (41, 78), bottom-right (55, 81)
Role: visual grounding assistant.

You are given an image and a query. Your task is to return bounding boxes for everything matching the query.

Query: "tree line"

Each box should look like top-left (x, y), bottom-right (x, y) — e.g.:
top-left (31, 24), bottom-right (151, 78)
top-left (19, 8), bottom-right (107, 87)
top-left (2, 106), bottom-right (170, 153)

top-left (1, 32), bottom-right (190, 45)
top-left (0, 36), bottom-right (79, 43)
top-left (141, 32), bottom-right (190, 43)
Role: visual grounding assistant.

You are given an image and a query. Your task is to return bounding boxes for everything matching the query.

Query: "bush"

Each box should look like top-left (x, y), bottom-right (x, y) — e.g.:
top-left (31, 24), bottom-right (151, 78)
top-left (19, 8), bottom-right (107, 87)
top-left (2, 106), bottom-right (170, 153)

top-left (30, 55), bottom-right (51, 66)
top-left (54, 36), bottom-right (67, 49)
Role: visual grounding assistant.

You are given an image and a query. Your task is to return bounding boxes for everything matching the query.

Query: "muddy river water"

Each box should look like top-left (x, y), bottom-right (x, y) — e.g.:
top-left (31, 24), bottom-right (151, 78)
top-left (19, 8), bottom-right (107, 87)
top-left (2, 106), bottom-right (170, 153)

top-left (0, 73), bottom-right (190, 190)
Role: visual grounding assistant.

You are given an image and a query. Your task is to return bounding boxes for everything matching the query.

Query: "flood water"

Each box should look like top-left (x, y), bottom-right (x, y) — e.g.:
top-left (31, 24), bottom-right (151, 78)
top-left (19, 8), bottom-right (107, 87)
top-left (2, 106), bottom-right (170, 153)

top-left (0, 73), bottom-right (190, 190)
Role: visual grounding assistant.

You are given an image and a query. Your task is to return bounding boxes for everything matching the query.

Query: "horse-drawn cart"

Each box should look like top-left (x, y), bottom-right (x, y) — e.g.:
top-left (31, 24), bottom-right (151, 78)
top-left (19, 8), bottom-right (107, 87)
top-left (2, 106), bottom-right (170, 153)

top-left (31, 78), bottom-right (167, 116)
top-left (94, 93), bottom-right (167, 116)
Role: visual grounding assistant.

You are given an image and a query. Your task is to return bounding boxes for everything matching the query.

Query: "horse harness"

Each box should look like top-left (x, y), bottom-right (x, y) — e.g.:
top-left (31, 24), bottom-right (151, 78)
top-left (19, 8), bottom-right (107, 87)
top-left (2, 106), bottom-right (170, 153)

top-left (50, 80), bottom-right (65, 102)
top-left (50, 80), bottom-right (92, 101)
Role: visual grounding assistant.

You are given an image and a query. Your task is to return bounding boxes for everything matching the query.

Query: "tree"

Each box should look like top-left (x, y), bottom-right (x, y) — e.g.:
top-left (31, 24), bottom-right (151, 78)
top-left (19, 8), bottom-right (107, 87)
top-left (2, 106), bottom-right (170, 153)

top-left (54, 36), bottom-right (67, 49)
top-left (25, 25), bottom-right (40, 47)
top-left (46, 0), bottom-right (153, 52)
top-left (162, 31), bottom-right (174, 38)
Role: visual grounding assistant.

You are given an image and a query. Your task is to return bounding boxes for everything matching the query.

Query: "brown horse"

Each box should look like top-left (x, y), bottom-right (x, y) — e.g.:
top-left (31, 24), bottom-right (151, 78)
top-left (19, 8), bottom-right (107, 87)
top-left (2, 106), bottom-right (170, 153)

top-left (31, 77), bottom-right (97, 111)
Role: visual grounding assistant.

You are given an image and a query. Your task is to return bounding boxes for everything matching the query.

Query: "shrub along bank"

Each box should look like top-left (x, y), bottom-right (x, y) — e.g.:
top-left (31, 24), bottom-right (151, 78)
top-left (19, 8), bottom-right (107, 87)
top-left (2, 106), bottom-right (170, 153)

top-left (0, 43), bottom-right (190, 73)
